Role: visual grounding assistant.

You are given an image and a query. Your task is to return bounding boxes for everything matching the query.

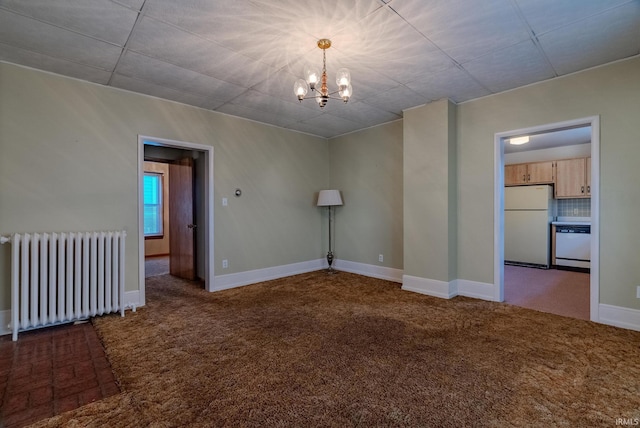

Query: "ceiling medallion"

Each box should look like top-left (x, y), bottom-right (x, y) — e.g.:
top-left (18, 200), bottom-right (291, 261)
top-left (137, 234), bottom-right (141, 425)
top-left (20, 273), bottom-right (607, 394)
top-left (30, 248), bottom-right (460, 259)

top-left (293, 39), bottom-right (352, 108)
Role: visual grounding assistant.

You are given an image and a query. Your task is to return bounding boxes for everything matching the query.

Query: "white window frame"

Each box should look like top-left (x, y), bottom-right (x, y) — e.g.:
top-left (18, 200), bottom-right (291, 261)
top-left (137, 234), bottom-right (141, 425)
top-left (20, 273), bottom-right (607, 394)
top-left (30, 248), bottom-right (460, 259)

top-left (143, 172), bottom-right (164, 238)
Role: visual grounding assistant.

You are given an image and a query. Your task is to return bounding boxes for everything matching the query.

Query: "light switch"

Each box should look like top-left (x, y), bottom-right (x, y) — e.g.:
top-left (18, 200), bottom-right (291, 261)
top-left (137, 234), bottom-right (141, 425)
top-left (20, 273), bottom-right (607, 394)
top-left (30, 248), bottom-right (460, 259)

top-left (222, 197), bottom-right (228, 206)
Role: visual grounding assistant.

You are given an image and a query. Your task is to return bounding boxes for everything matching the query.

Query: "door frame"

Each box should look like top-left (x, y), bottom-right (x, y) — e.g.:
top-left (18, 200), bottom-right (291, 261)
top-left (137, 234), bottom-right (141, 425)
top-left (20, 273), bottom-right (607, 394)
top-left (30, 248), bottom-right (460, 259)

top-left (138, 135), bottom-right (215, 305)
top-left (493, 116), bottom-right (600, 322)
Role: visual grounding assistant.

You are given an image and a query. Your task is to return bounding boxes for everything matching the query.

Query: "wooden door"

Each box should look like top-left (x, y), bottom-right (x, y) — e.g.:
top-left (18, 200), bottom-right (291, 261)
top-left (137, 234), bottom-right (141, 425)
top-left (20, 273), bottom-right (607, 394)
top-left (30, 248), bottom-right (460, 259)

top-left (555, 158), bottom-right (586, 198)
top-left (527, 161), bottom-right (554, 184)
top-left (169, 157), bottom-right (196, 280)
top-left (505, 164), bottom-right (527, 186)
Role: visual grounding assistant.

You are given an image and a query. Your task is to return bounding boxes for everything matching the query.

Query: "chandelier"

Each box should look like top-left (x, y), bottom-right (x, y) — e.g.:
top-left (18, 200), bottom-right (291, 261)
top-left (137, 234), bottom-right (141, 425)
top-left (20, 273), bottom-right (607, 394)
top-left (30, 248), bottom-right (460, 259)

top-left (293, 39), bottom-right (352, 108)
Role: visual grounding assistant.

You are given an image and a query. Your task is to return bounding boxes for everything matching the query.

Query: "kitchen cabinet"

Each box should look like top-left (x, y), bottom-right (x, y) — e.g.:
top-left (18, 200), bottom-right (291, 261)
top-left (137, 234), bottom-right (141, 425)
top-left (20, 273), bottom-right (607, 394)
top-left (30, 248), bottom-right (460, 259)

top-left (505, 161), bottom-right (554, 186)
top-left (505, 164), bottom-right (527, 185)
top-left (586, 157), bottom-right (591, 197)
top-left (555, 157), bottom-right (590, 198)
top-left (528, 161), bottom-right (554, 184)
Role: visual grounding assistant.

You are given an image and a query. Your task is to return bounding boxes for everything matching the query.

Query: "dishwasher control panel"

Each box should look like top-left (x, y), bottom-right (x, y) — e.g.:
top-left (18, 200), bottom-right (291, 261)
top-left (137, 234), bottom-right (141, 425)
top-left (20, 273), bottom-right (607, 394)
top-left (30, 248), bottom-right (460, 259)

top-left (557, 225), bottom-right (590, 234)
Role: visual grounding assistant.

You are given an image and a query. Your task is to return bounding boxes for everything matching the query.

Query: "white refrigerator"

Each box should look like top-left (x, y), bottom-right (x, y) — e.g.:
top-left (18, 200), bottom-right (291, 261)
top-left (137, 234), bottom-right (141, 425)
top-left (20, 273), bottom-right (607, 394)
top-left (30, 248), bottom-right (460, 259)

top-left (504, 185), bottom-right (553, 268)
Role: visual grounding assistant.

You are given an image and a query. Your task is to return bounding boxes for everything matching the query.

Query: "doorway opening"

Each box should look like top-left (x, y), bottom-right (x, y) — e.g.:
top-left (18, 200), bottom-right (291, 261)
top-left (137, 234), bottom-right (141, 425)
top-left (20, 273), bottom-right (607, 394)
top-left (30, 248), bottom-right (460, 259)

top-left (494, 117), bottom-right (600, 322)
top-left (143, 160), bottom-right (171, 277)
top-left (138, 136), bottom-right (214, 306)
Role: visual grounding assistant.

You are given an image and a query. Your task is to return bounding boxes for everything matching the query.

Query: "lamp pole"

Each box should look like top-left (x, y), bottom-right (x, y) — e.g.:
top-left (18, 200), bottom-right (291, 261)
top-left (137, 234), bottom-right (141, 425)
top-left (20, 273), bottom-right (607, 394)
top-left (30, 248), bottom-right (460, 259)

top-left (327, 205), bottom-right (335, 273)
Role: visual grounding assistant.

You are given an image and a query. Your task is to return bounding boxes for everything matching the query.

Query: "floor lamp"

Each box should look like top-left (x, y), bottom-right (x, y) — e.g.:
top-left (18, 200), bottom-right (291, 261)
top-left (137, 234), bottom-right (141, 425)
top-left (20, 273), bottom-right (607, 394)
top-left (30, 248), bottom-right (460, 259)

top-left (317, 190), bottom-right (343, 274)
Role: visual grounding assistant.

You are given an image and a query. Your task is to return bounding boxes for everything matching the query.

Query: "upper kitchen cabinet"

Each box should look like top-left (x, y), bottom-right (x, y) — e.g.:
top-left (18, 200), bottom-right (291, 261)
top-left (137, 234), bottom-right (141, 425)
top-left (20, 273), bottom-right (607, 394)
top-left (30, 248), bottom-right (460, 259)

top-left (528, 161), bottom-right (554, 184)
top-left (505, 164), bottom-right (528, 185)
top-left (555, 157), bottom-right (591, 198)
top-left (505, 161), bottom-right (554, 186)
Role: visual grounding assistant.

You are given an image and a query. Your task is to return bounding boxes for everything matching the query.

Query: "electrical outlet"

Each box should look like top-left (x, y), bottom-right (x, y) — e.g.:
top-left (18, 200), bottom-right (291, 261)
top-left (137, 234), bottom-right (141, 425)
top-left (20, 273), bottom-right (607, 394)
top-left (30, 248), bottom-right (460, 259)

top-left (222, 259), bottom-right (228, 269)
top-left (573, 208), bottom-right (578, 214)
top-left (378, 254), bottom-right (383, 262)
top-left (637, 286), bottom-right (640, 299)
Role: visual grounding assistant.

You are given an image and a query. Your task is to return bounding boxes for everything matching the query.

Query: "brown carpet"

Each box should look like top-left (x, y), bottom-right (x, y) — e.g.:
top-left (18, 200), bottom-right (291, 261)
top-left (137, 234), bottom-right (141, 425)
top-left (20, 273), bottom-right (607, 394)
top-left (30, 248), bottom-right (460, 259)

top-left (31, 271), bottom-right (640, 427)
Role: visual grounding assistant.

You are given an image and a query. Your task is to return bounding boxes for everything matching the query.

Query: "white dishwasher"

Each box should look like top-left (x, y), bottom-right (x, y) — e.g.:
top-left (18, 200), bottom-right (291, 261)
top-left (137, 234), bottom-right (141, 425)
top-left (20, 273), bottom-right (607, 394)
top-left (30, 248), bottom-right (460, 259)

top-left (555, 224), bottom-right (591, 269)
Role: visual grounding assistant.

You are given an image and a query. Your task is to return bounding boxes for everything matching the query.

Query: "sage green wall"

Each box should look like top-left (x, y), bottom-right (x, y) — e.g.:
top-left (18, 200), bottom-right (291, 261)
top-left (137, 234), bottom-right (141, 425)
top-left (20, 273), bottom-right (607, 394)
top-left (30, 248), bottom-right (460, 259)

top-left (457, 57), bottom-right (640, 309)
top-left (2, 55), bottom-right (639, 313)
top-left (403, 99), bottom-right (457, 282)
top-left (329, 56), bottom-right (640, 311)
top-left (447, 102), bottom-right (458, 281)
top-left (0, 62), bottom-right (328, 311)
top-left (328, 121), bottom-right (403, 269)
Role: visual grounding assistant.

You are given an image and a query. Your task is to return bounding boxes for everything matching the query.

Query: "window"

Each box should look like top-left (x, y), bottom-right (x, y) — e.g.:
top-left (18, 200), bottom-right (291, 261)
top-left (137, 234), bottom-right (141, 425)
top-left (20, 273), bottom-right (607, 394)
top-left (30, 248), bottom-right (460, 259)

top-left (143, 172), bottom-right (163, 237)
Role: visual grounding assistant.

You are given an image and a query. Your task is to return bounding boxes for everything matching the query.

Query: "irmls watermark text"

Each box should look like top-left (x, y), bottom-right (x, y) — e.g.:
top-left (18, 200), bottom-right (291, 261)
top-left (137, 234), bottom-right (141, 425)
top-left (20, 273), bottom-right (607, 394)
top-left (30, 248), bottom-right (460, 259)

top-left (616, 418), bottom-right (640, 426)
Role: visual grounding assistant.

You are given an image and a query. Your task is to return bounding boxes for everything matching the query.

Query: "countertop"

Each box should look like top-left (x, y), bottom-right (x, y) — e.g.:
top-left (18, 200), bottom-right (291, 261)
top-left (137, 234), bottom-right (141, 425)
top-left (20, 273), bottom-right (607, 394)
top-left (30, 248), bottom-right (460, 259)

top-left (551, 216), bottom-right (591, 226)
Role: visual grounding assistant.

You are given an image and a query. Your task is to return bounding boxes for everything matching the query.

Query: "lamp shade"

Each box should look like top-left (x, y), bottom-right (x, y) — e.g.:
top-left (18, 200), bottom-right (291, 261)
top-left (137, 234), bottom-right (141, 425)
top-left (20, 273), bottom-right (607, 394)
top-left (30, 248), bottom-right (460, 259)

top-left (317, 189), bottom-right (343, 206)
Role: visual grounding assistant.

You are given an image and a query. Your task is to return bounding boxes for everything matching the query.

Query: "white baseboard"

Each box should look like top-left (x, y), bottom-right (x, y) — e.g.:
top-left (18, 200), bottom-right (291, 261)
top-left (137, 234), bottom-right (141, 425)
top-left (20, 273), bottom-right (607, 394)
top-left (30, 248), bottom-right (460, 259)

top-left (457, 279), bottom-right (497, 301)
top-left (334, 260), bottom-right (403, 283)
top-left (212, 259), bottom-right (325, 292)
top-left (401, 276), bottom-right (496, 301)
top-left (400, 277), bottom-right (640, 332)
top-left (124, 290), bottom-right (142, 312)
top-left (401, 275), bottom-right (458, 299)
top-left (598, 304), bottom-right (640, 332)
top-left (0, 309), bottom-right (10, 336)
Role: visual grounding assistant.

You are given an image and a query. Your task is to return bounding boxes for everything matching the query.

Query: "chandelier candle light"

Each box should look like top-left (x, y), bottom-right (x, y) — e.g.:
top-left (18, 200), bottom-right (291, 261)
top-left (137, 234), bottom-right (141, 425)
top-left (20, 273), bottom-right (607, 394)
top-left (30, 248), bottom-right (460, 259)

top-left (294, 39), bottom-right (352, 108)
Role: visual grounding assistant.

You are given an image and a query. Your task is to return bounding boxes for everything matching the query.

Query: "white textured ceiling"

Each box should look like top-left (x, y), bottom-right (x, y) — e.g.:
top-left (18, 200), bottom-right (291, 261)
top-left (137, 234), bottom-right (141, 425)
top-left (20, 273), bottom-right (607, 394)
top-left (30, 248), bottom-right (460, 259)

top-left (0, 0), bottom-right (638, 138)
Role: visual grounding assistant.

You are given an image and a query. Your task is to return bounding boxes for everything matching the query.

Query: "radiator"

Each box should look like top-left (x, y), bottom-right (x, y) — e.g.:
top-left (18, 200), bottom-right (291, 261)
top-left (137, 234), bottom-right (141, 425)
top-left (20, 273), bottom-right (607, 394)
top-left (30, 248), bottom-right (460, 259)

top-left (1, 231), bottom-right (126, 341)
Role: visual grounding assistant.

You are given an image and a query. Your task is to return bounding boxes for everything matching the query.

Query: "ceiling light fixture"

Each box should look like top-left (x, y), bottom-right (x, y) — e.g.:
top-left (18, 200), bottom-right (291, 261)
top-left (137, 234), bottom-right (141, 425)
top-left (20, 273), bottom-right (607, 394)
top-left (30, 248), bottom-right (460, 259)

top-left (294, 39), bottom-right (352, 108)
top-left (509, 136), bottom-right (530, 145)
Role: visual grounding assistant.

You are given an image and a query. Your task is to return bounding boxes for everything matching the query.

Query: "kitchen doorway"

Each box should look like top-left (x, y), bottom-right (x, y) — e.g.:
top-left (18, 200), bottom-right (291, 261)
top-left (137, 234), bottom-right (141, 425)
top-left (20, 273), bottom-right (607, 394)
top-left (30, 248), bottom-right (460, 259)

top-left (493, 117), bottom-right (600, 322)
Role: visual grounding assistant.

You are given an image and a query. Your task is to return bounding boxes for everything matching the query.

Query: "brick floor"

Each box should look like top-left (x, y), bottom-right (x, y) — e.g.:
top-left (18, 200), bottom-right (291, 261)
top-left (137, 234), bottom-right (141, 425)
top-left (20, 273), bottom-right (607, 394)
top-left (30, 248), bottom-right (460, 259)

top-left (0, 322), bottom-right (120, 428)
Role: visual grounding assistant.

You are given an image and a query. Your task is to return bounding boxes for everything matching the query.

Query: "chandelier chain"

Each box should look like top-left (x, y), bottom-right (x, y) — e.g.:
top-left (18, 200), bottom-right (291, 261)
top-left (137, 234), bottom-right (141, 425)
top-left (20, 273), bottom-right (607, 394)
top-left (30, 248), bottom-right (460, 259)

top-left (323, 48), bottom-right (327, 75)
